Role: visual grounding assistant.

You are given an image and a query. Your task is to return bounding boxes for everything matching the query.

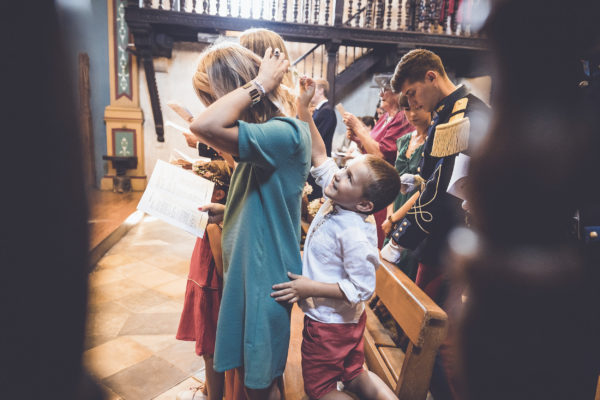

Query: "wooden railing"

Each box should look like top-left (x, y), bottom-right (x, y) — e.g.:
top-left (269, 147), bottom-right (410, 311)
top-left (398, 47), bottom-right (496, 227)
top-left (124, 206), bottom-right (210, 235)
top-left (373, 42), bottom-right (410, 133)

top-left (139, 0), bottom-right (481, 37)
top-left (127, 0), bottom-right (487, 141)
top-left (292, 43), bottom-right (371, 78)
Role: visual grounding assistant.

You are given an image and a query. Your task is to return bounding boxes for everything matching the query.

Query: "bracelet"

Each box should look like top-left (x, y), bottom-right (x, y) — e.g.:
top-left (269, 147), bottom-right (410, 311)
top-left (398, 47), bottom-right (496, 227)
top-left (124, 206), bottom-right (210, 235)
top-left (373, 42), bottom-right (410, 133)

top-left (242, 81), bottom-right (261, 106)
top-left (252, 80), bottom-right (267, 97)
top-left (388, 216), bottom-right (394, 224)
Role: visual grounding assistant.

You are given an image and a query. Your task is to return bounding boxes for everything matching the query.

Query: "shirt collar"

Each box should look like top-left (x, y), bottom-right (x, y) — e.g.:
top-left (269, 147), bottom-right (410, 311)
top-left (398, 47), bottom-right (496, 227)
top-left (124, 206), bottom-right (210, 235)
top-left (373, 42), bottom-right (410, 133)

top-left (331, 202), bottom-right (372, 221)
top-left (315, 99), bottom-right (328, 110)
top-left (434, 84), bottom-right (469, 116)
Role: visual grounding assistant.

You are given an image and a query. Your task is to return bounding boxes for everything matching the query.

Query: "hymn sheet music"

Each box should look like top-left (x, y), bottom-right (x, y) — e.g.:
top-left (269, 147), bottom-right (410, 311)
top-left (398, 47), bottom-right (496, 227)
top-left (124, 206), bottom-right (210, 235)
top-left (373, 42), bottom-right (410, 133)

top-left (137, 160), bottom-right (214, 237)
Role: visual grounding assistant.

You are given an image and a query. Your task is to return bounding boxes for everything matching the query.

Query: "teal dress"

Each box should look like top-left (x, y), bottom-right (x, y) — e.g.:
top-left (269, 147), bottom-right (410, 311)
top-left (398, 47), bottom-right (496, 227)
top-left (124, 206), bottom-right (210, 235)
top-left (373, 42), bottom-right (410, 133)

top-left (390, 131), bottom-right (425, 280)
top-left (214, 117), bottom-right (311, 389)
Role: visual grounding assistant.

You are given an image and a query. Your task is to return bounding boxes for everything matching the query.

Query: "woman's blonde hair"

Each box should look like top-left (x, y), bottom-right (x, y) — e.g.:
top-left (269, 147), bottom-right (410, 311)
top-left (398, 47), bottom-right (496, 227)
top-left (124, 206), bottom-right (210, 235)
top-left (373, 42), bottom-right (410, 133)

top-left (193, 41), bottom-right (296, 122)
top-left (239, 28), bottom-right (297, 113)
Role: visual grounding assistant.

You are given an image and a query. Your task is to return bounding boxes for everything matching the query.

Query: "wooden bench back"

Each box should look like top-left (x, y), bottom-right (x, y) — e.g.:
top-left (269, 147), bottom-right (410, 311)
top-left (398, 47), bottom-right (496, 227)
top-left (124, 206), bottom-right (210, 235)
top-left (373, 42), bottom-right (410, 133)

top-left (364, 260), bottom-right (448, 399)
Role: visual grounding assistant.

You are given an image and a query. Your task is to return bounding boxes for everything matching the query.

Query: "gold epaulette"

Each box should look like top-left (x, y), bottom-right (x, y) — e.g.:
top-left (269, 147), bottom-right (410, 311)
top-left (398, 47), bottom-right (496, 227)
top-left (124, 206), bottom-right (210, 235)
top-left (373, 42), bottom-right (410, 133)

top-left (431, 97), bottom-right (470, 157)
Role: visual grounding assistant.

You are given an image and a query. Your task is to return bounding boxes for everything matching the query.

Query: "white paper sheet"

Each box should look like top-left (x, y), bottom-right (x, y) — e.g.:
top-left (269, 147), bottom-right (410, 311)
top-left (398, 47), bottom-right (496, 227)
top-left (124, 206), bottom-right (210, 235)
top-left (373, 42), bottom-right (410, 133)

top-left (137, 160), bottom-right (214, 238)
top-left (447, 153), bottom-right (470, 201)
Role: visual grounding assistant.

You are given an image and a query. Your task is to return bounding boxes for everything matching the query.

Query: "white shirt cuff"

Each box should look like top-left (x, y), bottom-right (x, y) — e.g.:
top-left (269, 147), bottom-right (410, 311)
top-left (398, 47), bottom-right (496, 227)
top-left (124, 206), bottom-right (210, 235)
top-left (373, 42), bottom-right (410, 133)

top-left (338, 279), bottom-right (360, 306)
top-left (381, 241), bottom-right (403, 263)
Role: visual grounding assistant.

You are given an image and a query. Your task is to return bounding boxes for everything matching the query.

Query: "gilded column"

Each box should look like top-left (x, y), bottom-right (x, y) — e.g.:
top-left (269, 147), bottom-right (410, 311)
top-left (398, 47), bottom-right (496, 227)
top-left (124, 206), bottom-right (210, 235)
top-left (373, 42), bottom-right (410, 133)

top-left (101, 0), bottom-right (147, 191)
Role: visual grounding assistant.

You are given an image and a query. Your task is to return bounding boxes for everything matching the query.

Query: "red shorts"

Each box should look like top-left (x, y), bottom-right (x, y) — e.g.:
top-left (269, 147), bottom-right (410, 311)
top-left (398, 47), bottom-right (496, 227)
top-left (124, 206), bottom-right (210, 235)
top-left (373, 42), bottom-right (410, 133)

top-left (301, 312), bottom-right (366, 399)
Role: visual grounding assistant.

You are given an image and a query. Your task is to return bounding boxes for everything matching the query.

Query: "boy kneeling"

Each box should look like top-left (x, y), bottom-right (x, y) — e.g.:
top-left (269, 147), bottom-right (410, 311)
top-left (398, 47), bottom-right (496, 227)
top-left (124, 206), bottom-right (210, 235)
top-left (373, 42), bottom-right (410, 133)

top-left (272, 77), bottom-right (399, 400)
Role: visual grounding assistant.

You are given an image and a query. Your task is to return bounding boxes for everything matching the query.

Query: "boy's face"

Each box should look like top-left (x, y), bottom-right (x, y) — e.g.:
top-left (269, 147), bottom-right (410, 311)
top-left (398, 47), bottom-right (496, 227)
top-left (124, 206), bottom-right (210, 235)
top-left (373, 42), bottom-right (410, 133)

top-left (324, 158), bottom-right (372, 212)
top-left (401, 73), bottom-right (441, 113)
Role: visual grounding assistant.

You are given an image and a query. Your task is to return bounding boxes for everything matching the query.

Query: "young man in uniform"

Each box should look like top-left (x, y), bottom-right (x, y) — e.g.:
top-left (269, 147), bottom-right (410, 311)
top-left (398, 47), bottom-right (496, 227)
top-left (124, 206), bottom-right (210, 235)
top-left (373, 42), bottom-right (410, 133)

top-left (381, 48), bottom-right (491, 399)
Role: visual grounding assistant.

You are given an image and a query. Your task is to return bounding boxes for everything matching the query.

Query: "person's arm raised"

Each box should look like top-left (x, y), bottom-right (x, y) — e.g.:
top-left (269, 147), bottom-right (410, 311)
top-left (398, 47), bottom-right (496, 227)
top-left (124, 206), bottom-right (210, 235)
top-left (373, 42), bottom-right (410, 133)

top-left (296, 77), bottom-right (328, 168)
top-left (190, 47), bottom-right (289, 156)
top-left (343, 112), bottom-right (384, 159)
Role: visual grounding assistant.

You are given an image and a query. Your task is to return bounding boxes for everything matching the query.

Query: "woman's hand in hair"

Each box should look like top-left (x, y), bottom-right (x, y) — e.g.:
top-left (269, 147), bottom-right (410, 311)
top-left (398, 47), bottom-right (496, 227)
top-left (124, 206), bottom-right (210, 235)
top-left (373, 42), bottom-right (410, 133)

top-left (256, 47), bottom-right (290, 94)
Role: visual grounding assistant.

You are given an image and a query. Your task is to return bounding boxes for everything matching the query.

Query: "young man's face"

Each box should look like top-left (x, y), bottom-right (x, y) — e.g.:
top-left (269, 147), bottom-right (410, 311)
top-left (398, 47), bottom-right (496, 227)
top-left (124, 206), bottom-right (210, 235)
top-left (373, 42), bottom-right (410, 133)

top-left (324, 158), bottom-right (372, 212)
top-left (401, 74), bottom-right (440, 113)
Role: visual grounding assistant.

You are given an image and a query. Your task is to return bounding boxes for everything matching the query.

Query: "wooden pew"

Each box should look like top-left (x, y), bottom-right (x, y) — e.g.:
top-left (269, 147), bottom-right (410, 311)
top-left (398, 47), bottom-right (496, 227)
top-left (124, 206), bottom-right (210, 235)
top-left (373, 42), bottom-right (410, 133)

top-left (364, 259), bottom-right (448, 400)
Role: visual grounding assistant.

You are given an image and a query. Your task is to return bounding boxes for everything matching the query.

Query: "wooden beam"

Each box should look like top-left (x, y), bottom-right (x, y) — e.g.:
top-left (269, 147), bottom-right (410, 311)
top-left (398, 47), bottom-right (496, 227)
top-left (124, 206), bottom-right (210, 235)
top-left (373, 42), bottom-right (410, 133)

top-left (127, 20), bottom-right (166, 142)
top-left (78, 52), bottom-right (96, 187)
top-left (141, 53), bottom-right (165, 142)
top-left (326, 40), bottom-right (341, 104)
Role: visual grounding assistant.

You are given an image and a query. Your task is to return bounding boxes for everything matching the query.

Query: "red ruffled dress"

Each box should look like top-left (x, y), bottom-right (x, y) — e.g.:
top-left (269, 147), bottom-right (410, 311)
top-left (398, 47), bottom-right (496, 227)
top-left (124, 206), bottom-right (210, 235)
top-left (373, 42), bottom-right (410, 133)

top-left (176, 234), bottom-right (222, 356)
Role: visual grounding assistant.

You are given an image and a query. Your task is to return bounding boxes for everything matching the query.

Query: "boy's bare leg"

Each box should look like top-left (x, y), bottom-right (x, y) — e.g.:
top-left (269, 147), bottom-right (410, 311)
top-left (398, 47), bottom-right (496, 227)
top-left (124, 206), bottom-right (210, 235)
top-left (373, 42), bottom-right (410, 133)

top-left (344, 370), bottom-right (396, 400)
top-left (319, 389), bottom-right (355, 399)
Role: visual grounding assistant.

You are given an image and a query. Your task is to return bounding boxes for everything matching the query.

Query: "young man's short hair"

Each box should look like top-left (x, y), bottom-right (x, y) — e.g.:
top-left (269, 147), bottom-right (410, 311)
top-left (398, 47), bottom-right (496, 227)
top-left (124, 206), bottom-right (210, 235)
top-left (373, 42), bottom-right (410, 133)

top-left (314, 78), bottom-right (330, 97)
top-left (362, 155), bottom-right (400, 213)
top-left (391, 49), bottom-right (447, 93)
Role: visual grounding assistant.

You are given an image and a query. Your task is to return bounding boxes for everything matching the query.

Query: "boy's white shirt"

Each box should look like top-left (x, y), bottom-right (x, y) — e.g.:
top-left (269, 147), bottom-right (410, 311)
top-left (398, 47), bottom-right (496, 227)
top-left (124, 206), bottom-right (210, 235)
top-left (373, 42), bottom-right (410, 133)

top-left (300, 158), bottom-right (380, 324)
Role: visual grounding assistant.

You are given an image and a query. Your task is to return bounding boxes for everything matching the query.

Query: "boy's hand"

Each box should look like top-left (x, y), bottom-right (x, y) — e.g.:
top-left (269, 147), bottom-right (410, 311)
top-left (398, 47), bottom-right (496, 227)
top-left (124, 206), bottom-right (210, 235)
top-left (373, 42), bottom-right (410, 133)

top-left (271, 272), bottom-right (314, 303)
top-left (256, 47), bottom-right (290, 94)
top-left (199, 203), bottom-right (226, 224)
top-left (297, 76), bottom-right (316, 110)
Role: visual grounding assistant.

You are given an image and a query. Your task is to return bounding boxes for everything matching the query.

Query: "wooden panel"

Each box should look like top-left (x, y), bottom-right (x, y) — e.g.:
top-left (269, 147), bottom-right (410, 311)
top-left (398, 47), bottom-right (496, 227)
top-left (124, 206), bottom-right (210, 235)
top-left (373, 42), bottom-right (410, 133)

top-left (363, 329), bottom-right (396, 390)
top-left (365, 306), bottom-right (396, 347)
top-left (88, 189), bottom-right (142, 250)
top-left (395, 330), bottom-right (446, 400)
top-left (375, 259), bottom-right (446, 346)
top-left (379, 346), bottom-right (405, 383)
top-left (284, 305), bottom-right (309, 400)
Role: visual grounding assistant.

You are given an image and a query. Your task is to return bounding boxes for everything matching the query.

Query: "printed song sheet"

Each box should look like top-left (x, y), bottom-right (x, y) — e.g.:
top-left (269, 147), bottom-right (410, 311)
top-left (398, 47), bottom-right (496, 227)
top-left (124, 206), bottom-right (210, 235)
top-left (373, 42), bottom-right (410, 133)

top-left (447, 153), bottom-right (470, 201)
top-left (137, 160), bottom-right (214, 237)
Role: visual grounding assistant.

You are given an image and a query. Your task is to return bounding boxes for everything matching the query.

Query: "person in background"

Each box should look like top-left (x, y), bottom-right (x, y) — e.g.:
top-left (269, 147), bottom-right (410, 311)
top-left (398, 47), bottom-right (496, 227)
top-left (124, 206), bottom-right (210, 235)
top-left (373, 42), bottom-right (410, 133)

top-left (360, 116), bottom-right (375, 130)
top-left (381, 94), bottom-right (430, 280)
top-left (176, 161), bottom-right (234, 400)
top-left (382, 48), bottom-right (491, 399)
top-left (310, 78), bottom-right (337, 157)
top-left (374, 99), bottom-right (384, 123)
top-left (343, 74), bottom-right (413, 247)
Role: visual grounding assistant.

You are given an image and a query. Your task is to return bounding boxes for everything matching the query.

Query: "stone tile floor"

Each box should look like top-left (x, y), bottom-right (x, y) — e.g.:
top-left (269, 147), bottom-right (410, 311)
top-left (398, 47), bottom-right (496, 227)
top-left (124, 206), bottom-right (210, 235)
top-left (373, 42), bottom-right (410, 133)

top-left (85, 214), bottom-right (205, 400)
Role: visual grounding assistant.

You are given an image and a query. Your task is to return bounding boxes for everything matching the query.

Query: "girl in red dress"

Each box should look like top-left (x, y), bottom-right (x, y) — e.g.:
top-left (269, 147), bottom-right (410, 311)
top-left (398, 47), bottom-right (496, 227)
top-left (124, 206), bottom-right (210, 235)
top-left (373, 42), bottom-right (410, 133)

top-left (176, 160), bottom-right (237, 400)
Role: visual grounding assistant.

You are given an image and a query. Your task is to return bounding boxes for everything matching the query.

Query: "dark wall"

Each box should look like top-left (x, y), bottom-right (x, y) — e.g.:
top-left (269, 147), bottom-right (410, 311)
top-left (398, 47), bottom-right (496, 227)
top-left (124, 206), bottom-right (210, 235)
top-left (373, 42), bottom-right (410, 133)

top-left (56, 0), bottom-right (111, 187)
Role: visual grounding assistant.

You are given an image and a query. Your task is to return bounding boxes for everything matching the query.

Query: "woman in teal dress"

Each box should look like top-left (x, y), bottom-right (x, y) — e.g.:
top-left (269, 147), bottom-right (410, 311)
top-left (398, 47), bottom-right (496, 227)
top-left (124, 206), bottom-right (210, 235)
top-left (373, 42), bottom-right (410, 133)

top-left (190, 43), bottom-right (311, 400)
top-left (382, 95), bottom-right (431, 280)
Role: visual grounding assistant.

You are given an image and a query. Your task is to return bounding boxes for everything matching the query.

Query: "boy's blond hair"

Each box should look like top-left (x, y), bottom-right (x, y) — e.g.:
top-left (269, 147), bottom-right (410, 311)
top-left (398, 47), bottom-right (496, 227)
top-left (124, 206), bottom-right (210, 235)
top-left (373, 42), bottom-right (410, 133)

top-left (362, 155), bottom-right (401, 213)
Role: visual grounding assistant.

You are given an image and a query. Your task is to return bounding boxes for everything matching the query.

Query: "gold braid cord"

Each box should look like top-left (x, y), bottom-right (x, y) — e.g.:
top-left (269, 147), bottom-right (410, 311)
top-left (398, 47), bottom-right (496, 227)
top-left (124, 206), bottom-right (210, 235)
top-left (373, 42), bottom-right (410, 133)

top-left (407, 163), bottom-right (444, 234)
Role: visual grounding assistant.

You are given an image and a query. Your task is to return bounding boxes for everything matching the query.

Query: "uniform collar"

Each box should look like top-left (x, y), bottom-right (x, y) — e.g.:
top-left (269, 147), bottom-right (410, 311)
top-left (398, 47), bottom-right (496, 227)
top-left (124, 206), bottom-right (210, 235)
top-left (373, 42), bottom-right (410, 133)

top-left (434, 84), bottom-right (469, 116)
